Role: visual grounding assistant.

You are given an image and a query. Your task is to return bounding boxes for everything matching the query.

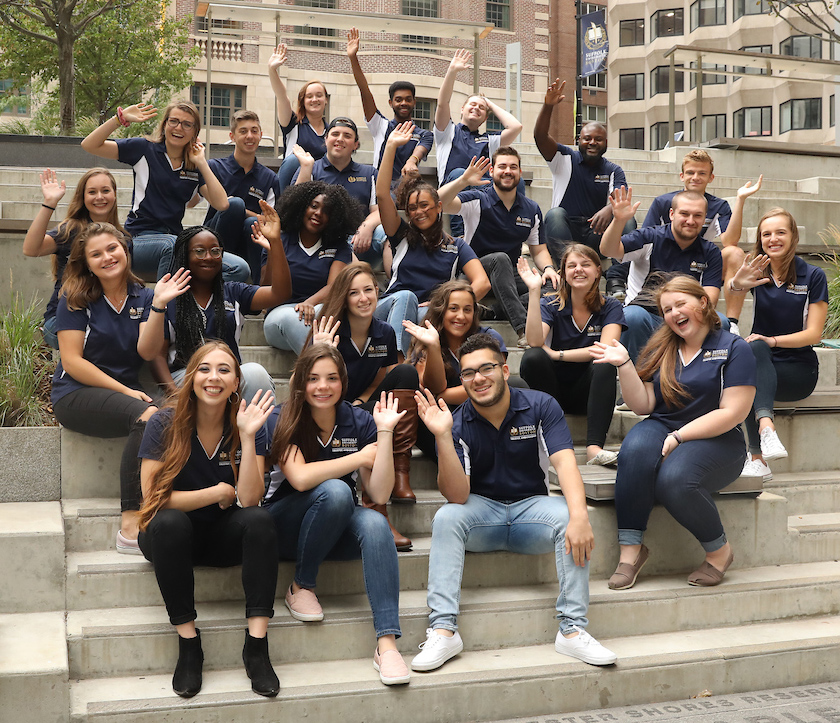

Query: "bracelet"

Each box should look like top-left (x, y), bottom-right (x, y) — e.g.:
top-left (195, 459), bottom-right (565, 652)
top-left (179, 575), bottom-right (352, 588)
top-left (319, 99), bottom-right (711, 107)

top-left (150, 304), bottom-right (166, 314)
top-left (41, 203), bottom-right (56, 211)
top-left (771, 336), bottom-right (777, 348)
top-left (617, 358), bottom-right (632, 368)
top-left (377, 429), bottom-right (394, 434)
top-left (668, 430), bottom-right (683, 444)
top-left (729, 280), bottom-right (744, 292)
top-left (543, 265), bottom-right (556, 272)
top-left (116, 107), bottom-right (130, 127)
top-left (353, 398), bottom-right (364, 405)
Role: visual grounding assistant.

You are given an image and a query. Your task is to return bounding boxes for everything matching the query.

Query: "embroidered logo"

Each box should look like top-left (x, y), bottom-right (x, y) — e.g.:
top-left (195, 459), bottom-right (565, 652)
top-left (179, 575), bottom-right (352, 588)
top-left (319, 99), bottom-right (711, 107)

top-left (180, 170), bottom-right (200, 182)
top-left (319, 248), bottom-right (338, 260)
top-left (248, 186), bottom-right (265, 200)
top-left (224, 301), bottom-right (235, 312)
top-left (509, 424), bottom-right (537, 441)
top-left (347, 176), bottom-right (367, 183)
top-left (332, 437), bottom-right (360, 452)
top-left (367, 344), bottom-right (389, 358)
top-left (129, 306), bottom-right (143, 320)
top-left (515, 216), bottom-right (533, 228)
top-left (586, 324), bottom-right (602, 337)
top-left (786, 283), bottom-right (808, 295)
top-left (689, 261), bottom-right (708, 272)
top-left (441, 243), bottom-right (459, 254)
top-left (702, 349), bottom-right (729, 361)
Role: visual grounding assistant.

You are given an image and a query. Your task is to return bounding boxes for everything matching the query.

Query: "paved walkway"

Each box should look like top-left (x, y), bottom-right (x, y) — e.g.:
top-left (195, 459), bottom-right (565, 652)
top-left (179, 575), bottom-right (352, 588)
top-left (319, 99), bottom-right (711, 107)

top-left (493, 682), bottom-right (840, 723)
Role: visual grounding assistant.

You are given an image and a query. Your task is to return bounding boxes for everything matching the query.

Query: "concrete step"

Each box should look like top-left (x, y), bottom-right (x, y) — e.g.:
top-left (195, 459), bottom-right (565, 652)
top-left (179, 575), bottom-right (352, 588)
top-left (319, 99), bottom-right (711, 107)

top-left (66, 560), bottom-right (840, 680)
top-left (0, 611), bottom-right (69, 723)
top-left (765, 470), bottom-right (840, 515)
top-left (69, 615), bottom-right (840, 723)
top-left (0, 502), bottom-right (65, 613)
top-left (789, 512), bottom-right (840, 561)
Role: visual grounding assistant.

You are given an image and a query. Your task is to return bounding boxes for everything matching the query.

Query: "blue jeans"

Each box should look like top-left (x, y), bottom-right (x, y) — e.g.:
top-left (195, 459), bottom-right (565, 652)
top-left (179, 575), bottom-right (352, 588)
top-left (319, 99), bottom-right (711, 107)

top-left (426, 494), bottom-right (589, 634)
top-left (263, 302), bottom-right (322, 355)
top-left (352, 226), bottom-right (388, 268)
top-left (131, 230), bottom-right (250, 281)
top-left (544, 207), bottom-right (636, 267)
top-left (276, 155), bottom-right (300, 192)
top-left (265, 479), bottom-right (401, 638)
top-left (374, 291), bottom-right (428, 353)
top-left (622, 306), bottom-right (731, 363)
top-left (615, 419), bottom-right (745, 552)
top-left (206, 197), bottom-right (261, 283)
top-left (42, 314), bottom-right (59, 349)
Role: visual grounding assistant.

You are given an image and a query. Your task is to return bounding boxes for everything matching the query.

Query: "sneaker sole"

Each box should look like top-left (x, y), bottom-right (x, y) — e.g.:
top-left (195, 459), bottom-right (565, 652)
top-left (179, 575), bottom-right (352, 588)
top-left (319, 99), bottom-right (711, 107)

top-left (554, 643), bottom-right (617, 666)
top-left (762, 450), bottom-right (788, 462)
top-left (284, 599), bottom-right (324, 622)
top-left (116, 545), bottom-right (144, 556)
top-left (410, 640), bottom-right (464, 671)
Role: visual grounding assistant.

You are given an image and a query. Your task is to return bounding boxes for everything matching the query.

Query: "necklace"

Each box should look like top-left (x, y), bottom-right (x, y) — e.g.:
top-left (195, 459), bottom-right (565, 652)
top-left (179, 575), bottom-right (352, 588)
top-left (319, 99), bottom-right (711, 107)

top-left (105, 290), bottom-right (127, 309)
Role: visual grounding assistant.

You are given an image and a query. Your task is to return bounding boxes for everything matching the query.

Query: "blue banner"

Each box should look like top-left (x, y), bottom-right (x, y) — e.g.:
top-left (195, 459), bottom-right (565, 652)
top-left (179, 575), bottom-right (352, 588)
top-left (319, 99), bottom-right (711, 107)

top-left (581, 10), bottom-right (608, 78)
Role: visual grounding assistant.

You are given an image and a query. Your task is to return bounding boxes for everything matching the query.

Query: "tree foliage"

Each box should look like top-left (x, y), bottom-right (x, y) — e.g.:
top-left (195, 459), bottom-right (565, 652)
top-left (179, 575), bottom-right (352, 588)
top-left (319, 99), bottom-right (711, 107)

top-left (767, 1), bottom-right (840, 46)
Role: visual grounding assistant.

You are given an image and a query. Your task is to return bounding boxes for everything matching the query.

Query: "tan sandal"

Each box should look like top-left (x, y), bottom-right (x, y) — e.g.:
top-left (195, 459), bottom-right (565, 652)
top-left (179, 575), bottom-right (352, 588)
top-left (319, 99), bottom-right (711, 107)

top-left (608, 544), bottom-right (649, 590)
top-left (687, 549), bottom-right (734, 587)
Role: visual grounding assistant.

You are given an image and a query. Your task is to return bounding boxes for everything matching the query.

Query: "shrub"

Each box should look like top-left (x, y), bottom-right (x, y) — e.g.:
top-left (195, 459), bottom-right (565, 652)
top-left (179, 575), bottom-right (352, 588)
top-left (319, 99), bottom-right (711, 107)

top-left (819, 224), bottom-right (840, 339)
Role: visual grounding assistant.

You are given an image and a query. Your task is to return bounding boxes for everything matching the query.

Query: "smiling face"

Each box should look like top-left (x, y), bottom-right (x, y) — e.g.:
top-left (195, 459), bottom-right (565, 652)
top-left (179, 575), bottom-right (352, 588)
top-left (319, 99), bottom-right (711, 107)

top-left (460, 95), bottom-right (489, 128)
top-left (83, 173), bottom-right (117, 222)
top-left (660, 290), bottom-right (709, 341)
top-left (305, 357), bottom-right (343, 410)
top-left (459, 347), bottom-right (508, 407)
top-left (406, 189), bottom-right (441, 230)
top-left (680, 161), bottom-right (714, 193)
top-left (84, 232), bottom-right (128, 283)
top-left (491, 154), bottom-right (521, 192)
top-left (303, 83), bottom-right (327, 118)
top-left (578, 124), bottom-right (607, 163)
top-left (442, 290), bottom-right (475, 344)
top-left (302, 193), bottom-right (329, 239)
top-left (389, 89), bottom-right (416, 121)
top-left (164, 107), bottom-right (198, 149)
top-left (669, 197), bottom-right (707, 244)
top-left (230, 119), bottom-right (262, 155)
top-left (346, 272), bottom-right (378, 319)
top-left (188, 230), bottom-right (223, 282)
top-left (759, 214), bottom-right (794, 260)
top-left (325, 125), bottom-right (359, 164)
top-left (564, 251), bottom-right (600, 292)
top-left (192, 348), bottom-right (239, 406)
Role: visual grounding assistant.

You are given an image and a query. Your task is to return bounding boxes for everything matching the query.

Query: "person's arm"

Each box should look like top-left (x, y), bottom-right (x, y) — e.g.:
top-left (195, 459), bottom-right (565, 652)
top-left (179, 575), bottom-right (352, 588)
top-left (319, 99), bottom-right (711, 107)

top-left (292, 145), bottom-right (315, 184)
top-left (267, 44), bottom-right (294, 128)
top-left (415, 389), bottom-right (470, 503)
top-left (377, 122), bottom-right (414, 235)
top-left (363, 393), bottom-right (404, 503)
top-left (148, 353), bottom-right (178, 396)
top-left (533, 79), bottom-right (565, 161)
top-left (192, 141), bottom-right (229, 212)
top-left (250, 199), bottom-right (293, 309)
top-left (296, 259), bottom-right (348, 326)
top-left (703, 285), bottom-right (721, 308)
top-left (550, 448), bottom-right (594, 566)
top-left (462, 257), bottom-right (490, 301)
top-left (137, 269), bottom-right (192, 360)
top-left (529, 244), bottom-right (561, 289)
top-left (719, 175), bottom-right (763, 247)
top-left (600, 186), bottom-right (639, 260)
top-left (401, 135), bottom-right (430, 177)
top-left (485, 98), bottom-right (522, 146)
top-left (518, 258), bottom-right (551, 348)
top-left (23, 169), bottom-right (66, 257)
top-left (590, 340), bottom-right (655, 414)
top-left (352, 206), bottom-right (381, 255)
top-left (141, 457), bottom-right (237, 512)
top-left (355, 366), bottom-right (390, 405)
top-left (747, 301), bottom-right (828, 349)
top-left (438, 156), bottom-right (491, 213)
top-left (346, 27), bottom-right (377, 122)
top-left (403, 319), bottom-right (447, 396)
top-left (436, 49), bottom-right (471, 132)
top-left (280, 441), bottom-right (378, 491)
top-left (81, 103), bottom-right (157, 160)
top-left (235, 390), bottom-right (276, 507)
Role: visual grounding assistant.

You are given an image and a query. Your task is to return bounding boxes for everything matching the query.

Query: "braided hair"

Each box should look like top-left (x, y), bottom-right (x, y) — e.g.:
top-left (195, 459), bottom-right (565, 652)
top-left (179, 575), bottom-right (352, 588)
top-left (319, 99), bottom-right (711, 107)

top-left (170, 226), bottom-right (228, 369)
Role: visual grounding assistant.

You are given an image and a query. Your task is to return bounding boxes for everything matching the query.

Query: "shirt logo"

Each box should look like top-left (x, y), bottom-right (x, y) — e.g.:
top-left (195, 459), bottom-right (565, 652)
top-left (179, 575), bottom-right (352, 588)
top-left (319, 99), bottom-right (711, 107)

top-left (224, 301), bottom-right (235, 312)
top-left (593, 174), bottom-right (610, 183)
top-left (703, 349), bottom-right (729, 361)
top-left (586, 324), bottom-right (602, 337)
top-left (787, 283), bottom-right (808, 295)
top-left (180, 170), bottom-right (200, 182)
top-left (509, 424), bottom-right (537, 441)
top-left (347, 176), bottom-right (367, 183)
top-left (689, 261), bottom-right (708, 272)
top-left (319, 248), bottom-right (338, 260)
top-left (367, 344), bottom-right (389, 358)
top-left (515, 216), bottom-right (534, 228)
top-left (474, 135), bottom-right (489, 143)
top-left (129, 306), bottom-right (144, 319)
top-left (331, 437), bottom-right (360, 452)
top-left (218, 449), bottom-right (242, 466)
top-left (440, 243), bottom-right (458, 254)
top-left (248, 186), bottom-right (265, 200)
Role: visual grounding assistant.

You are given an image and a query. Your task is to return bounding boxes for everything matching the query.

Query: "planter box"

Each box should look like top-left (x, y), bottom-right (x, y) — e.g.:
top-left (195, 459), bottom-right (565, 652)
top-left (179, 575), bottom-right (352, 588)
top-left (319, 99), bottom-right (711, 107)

top-left (0, 426), bottom-right (61, 503)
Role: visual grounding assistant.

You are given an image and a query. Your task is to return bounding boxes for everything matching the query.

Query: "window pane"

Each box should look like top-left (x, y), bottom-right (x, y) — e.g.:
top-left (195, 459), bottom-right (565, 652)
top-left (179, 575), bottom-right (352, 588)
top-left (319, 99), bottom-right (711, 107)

top-left (192, 84), bottom-right (245, 128)
top-left (619, 73), bottom-right (643, 101)
top-left (781, 35), bottom-right (822, 59)
top-left (735, 45), bottom-right (771, 75)
top-left (651, 66), bottom-right (684, 95)
top-left (735, 0), bottom-right (770, 18)
top-left (413, 99), bottom-right (433, 131)
top-left (619, 19), bottom-right (644, 46)
top-left (650, 121), bottom-right (684, 150)
top-left (620, 128), bottom-right (644, 149)
top-left (735, 106), bottom-right (771, 137)
top-left (582, 105), bottom-right (607, 123)
top-left (651, 9), bottom-right (683, 39)
top-left (582, 72), bottom-right (607, 90)
top-left (487, 0), bottom-right (511, 29)
top-left (690, 0), bottom-right (725, 31)
top-left (689, 62), bottom-right (726, 89)
top-left (402, 0), bottom-right (438, 15)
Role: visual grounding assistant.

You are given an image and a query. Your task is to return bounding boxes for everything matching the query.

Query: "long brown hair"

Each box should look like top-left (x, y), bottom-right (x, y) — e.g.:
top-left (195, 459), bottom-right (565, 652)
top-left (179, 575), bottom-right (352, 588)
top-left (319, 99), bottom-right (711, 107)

top-left (138, 342), bottom-right (242, 530)
top-left (395, 177), bottom-right (448, 252)
top-left (52, 169), bottom-right (124, 280)
top-left (150, 99), bottom-right (201, 171)
top-left (268, 344), bottom-right (348, 468)
top-left (636, 276), bottom-right (720, 409)
top-left (295, 80), bottom-right (329, 122)
top-left (753, 207), bottom-right (799, 287)
top-left (548, 243), bottom-right (604, 313)
top-left (312, 262), bottom-right (377, 343)
top-left (59, 222), bottom-right (142, 311)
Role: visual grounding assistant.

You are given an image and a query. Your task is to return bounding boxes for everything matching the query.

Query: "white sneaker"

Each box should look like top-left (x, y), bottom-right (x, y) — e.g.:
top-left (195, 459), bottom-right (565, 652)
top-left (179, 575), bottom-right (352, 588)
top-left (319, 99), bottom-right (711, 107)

top-left (410, 629), bottom-right (464, 671)
top-left (729, 320), bottom-right (741, 337)
top-left (555, 626), bottom-right (617, 666)
top-left (741, 457), bottom-right (773, 481)
top-left (759, 427), bottom-right (788, 461)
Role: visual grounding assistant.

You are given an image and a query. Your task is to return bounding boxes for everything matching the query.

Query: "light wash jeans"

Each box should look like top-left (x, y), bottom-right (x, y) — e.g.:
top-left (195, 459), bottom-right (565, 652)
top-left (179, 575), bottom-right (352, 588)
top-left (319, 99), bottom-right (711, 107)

top-left (172, 363), bottom-right (275, 403)
top-left (131, 230), bottom-right (250, 281)
top-left (265, 478), bottom-right (401, 638)
top-left (263, 302), bottom-right (323, 355)
top-left (276, 154), bottom-right (300, 192)
top-left (374, 291), bottom-right (429, 353)
top-left (427, 493), bottom-right (589, 635)
top-left (42, 314), bottom-right (59, 349)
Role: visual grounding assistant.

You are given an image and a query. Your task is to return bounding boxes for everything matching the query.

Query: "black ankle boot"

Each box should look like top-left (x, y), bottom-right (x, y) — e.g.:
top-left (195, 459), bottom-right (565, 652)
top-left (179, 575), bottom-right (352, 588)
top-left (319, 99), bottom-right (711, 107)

top-left (173, 630), bottom-right (203, 698)
top-left (242, 632), bottom-right (280, 697)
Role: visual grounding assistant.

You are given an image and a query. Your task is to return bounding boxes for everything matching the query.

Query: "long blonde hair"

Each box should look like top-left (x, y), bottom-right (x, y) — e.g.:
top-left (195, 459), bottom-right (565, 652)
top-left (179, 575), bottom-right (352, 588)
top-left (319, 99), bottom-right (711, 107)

top-left (753, 207), bottom-right (799, 287)
top-left (138, 342), bottom-right (242, 530)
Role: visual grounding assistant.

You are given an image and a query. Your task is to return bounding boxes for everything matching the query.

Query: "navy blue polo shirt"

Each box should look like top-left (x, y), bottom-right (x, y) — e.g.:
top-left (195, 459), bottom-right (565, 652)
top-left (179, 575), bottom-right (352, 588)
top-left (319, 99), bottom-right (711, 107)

top-left (51, 284), bottom-right (153, 404)
top-left (434, 120), bottom-right (501, 183)
top-left (292, 157), bottom-right (377, 218)
top-left (264, 401), bottom-right (377, 504)
top-left (621, 225), bottom-right (723, 305)
top-left (443, 326), bottom-right (507, 388)
top-left (450, 386), bottom-right (574, 501)
top-left (648, 328), bottom-right (756, 429)
top-left (116, 137), bottom-right (206, 236)
top-left (643, 191), bottom-right (731, 242)
top-left (540, 295), bottom-right (626, 352)
top-left (548, 144), bottom-right (627, 216)
top-left (262, 232), bottom-right (352, 305)
top-left (368, 111), bottom-right (434, 183)
top-left (382, 221), bottom-right (479, 303)
top-left (750, 256), bottom-right (828, 367)
top-left (164, 282), bottom-right (259, 368)
top-left (139, 407), bottom-right (267, 523)
top-left (281, 115), bottom-right (326, 160)
top-left (336, 317), bottom-right (399, 401)
top-left (457, 186), bottom-right (545, 265)
top-left (203, 154), bottom-right (281, 224)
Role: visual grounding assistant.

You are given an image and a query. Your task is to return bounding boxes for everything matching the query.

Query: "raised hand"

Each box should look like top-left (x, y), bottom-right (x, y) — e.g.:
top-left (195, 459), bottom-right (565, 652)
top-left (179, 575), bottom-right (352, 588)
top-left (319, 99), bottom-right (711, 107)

top-left (152, 267), bottom-right (191, 308)
top-left (544, 78), bottom-right (567, 106)
top-left (237, 388), bottom-right (276, 437)
top-left (312, 315), bottom-right (340, 345)
top-left (461, 156), bottom-right (492, 187)
top-left (737, 174), bottom-right (763, 200)
top-left (731, 253), bottom-right (771, 290)
top-left (187, 139), bottom-right (207, 165)
top-left (590, 339), bottom-right (632, 367)
top-left (415, 388), bottom-right (453, 437)
top-left (386, 121), bottom-right (416, 148)
top-left (121, 103), bottom-right (157, 124)
top-left (268, 43), bottom-right (287, 72)
top-left (372, 391), bottom-right (406, 433)
top-left (608, 186), bottom-right (640, 225)
top-left (517, 256), bottom-right (543, 292)
top-left (292, 144), bottom-right (314, 169)
top-left (347, 27), bottom-right (360, 57)
top-left (449, 48), bottom-right (472, 73)
top-left (39, 168), bottom-right (66, 207)
top-left (403, 319), bottom-right (440, 349)
top-left (256, 199), bottom-right (281, 242)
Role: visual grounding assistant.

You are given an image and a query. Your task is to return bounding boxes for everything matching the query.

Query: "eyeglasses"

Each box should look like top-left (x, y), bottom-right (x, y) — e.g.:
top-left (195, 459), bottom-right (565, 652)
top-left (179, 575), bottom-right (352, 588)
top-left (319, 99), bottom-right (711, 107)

top-left (166, 117), bottom-right (195, 130)
top-left (459, 362), bottom-right (501, 382)
top-left (191, 246), bottom-right (223, 259)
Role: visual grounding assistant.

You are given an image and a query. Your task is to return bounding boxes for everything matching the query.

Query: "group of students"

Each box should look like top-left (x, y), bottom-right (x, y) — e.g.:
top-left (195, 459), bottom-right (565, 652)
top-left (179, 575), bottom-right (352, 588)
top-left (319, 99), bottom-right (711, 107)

top-left (22, 33), bottom-right (828, 699)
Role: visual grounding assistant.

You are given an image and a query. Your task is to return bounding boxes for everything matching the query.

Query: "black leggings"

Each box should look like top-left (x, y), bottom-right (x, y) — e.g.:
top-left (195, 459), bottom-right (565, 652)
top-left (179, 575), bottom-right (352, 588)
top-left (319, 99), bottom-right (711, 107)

top-left (138, 506), bottom-right (278, 626)
top-left (53, 387), bottom-right (153, 512)
top-left (519, 348), bottom-right (617, 448)
top-left (358, 363), bottom-right (420, 413)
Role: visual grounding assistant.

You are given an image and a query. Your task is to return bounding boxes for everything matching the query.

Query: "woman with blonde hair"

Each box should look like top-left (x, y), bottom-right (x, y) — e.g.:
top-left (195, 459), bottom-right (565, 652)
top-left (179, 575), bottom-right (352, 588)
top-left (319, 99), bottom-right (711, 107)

top-left (138, 341), bottom-right (279, 698)
top-left (592, 276), bottom-right (755, 590)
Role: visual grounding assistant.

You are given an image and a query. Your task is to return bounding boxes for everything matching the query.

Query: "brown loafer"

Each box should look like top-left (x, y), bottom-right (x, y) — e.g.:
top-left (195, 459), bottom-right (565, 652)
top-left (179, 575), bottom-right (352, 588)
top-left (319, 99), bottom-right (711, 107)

top-left (608, 544), bottom-right (649, 590)
top-left (687, 549), bottom-right (734, 587)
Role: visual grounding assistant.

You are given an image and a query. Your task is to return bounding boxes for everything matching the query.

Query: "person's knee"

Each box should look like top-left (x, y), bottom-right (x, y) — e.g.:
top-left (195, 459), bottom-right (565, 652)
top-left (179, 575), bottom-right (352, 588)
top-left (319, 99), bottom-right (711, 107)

top-left (139, 405), bottom-right (158, 423)
top-left (519, 347), bottom-right (550, 379)
top-left (721, 245), bottom-right (745, 269)
top-left (313, 478), bottom-right (356, 518)
top-left (432, 502), bottom-right (471, 537)
top-left (355, 505), bottom-right (393, 544)
top-left (749, 338), bottom-right (772, 356)
top-left (227, 196), bottom-right (246, 214)
top-left (390, 363), bottom-right (420, 389)
top-left (147, 508), bottom-right (192, 541)
top-left (238, 506), bottom-right (278, 544)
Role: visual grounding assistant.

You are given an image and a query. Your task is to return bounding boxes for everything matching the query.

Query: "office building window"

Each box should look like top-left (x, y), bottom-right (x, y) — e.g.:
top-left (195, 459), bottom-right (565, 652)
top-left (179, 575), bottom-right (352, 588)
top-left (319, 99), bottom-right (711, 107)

top-left (690, 114), bottom-right (726, 142)
top-left (191, 84), bottom-right (245, 128)
top-left (487, 0), bottom-right (511, 29)
top-left (412, 99), bottom-right (433, 131)
top-left (689, 62), bottom-right (726, 89)
top-left (780, 35), bottom-right (822, 59)
top-left (734, 0), bottom-right (770, 18)
top-left (293, 0), bottom-right (337, 47)
top-left (620, 128), bottom-right (644, 149)
top-left (734, 106), bottom-right (771, 137)
top-left (651, 9), bottom-right (683, 39)
top-left (582, 105), bottom-right (607, 123)
top-left (619, 73), bottom-right (644, 101)
top-left (582, 72), bottom-right (607, 90)
top-left (780, 98), bottom-right (822, 132)
top-left (690, 0), bottom-right (725, 30)
top-left (735, 45), bottom-right (772, 76)
top-left (650, 121), bottom-right (684, 150)
top-left (651, 65), bottom-right (684, 95)
top-left (619, 19), bottom-right (644, 46)
top-left (0, 80), bottom-right (29, 115)
top-left (403, 0), bottom-right (439, 47)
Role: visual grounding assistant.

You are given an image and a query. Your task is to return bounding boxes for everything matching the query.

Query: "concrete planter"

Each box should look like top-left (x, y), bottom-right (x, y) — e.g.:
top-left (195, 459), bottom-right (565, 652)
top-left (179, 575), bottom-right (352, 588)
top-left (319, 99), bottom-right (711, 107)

top-left (0, 426), bottom-right (61, 503)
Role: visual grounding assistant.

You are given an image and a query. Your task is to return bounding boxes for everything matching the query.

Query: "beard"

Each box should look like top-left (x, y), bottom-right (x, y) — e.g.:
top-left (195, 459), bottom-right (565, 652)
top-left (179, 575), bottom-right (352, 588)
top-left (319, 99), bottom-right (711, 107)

top-left (467, 378), bottom-right (506, 408)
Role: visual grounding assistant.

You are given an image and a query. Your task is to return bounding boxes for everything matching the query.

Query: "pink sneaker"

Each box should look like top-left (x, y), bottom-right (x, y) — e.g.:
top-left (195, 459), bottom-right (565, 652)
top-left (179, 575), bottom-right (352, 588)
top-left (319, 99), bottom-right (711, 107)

top-left (373, 648), bottom-right (411, 685)
top-left (284, 585), bottom-right (324, 622)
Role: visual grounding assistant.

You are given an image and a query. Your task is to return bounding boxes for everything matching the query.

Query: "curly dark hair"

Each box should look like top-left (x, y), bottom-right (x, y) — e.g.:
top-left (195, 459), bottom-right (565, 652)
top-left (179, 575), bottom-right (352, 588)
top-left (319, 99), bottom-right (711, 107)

top-left (394, 175), bottom-right (448, 253)
top-left (276, 181), bottom-right (363, 249)
top-left (169, 226), bottom-right (228, 369)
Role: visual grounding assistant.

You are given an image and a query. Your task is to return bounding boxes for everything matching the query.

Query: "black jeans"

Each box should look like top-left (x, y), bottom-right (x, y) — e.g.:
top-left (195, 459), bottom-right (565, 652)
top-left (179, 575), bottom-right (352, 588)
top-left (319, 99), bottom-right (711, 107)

top-left (479, 252), bottom-right (529, 334)
top-left (519, 348), bottom-right (617, 448)
top-left (358, 364), bottom-right (420, 413)
top-left (53, 387), bottom-right (153, 512)
top-left (138, 506), bottom-right (278, 626)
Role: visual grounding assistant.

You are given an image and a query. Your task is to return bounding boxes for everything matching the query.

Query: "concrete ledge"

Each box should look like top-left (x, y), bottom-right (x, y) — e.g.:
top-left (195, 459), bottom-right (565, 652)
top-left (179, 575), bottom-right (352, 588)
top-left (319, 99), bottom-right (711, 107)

top-left (60, 429), bottom-right (126, 500)
top-left (0, 427), bottom-right (60, 502)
